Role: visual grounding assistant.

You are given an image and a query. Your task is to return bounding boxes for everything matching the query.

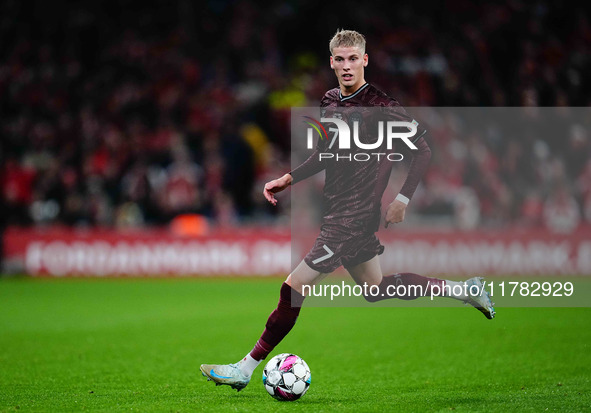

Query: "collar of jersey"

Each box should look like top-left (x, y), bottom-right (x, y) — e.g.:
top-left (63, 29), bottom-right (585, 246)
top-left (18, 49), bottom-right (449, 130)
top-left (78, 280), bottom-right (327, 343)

top-left (339, 82), bottom-right (369, 101)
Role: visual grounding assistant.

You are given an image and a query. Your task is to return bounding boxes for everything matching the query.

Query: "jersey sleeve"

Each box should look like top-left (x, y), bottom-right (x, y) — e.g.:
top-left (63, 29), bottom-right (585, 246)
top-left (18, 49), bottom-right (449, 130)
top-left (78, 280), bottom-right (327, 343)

top-left (398, 134), bottom-right (431, 200)
top-left (382, 103), bottom-right (427, 143)
top-left (290, 100), bottom-right (333, 184)
top-left (380, 100), bottom-right (429, 200)
top-left (289, 149), bottom-right (325, 184)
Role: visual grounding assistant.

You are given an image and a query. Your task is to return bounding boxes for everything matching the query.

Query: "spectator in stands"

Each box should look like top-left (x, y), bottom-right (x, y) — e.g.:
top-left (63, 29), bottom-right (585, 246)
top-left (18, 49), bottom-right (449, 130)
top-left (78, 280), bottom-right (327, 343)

top-left (0, 0), bottom-right (589, 230)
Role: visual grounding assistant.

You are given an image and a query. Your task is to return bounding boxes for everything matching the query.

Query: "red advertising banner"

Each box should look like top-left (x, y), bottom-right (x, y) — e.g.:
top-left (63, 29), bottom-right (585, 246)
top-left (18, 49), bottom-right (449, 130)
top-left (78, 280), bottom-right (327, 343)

top-left (3, 227), bottom-right (291, 277)
top-left (3, 226), bottom-right (591, 277)
top-left (375, 228), bottom-right (591, 276)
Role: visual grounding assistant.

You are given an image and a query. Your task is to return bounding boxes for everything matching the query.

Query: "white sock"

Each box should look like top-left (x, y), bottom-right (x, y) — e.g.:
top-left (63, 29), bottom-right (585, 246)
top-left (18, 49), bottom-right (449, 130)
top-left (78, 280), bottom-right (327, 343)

top-left (444, 280), bottom-right (468, 301)
top-left (239, 354), bottom-right (261, 377)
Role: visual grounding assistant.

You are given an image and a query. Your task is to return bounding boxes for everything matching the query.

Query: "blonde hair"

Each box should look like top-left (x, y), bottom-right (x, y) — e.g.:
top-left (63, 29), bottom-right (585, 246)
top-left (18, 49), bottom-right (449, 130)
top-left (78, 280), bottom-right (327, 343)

top-left (329, 29), bottom-right (366, 55)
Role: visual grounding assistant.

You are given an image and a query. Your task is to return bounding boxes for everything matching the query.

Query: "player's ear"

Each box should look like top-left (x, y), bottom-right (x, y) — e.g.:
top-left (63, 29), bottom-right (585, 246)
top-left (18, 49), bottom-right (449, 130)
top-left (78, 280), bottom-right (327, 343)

top-left (330, 55), bottom-right (334, 69)
top-left (363, 54), bottom-right (368, 67)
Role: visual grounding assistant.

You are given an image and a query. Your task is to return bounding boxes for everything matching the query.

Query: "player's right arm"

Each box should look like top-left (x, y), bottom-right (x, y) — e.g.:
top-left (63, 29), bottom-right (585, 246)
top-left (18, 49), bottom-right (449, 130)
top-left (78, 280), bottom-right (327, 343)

top-left (263, 173), bottom-right (293, 206)
top-left (264, 92), bottom-right (334, 206)
top-left (263, 144), bottom-right (327, 206)
top-left (263, 146), bottom-right (328, 206)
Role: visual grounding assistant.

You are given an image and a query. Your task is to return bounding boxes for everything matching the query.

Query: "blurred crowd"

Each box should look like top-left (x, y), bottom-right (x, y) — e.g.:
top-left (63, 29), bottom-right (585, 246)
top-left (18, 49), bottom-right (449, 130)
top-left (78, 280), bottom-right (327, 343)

top-left (1, 0), bottom-right (590, 232)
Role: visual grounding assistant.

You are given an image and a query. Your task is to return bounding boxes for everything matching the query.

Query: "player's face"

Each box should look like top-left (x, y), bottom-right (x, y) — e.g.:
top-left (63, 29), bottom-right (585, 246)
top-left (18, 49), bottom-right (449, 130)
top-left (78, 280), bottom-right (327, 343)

top-left (330, 46), bottom-right (368, 94)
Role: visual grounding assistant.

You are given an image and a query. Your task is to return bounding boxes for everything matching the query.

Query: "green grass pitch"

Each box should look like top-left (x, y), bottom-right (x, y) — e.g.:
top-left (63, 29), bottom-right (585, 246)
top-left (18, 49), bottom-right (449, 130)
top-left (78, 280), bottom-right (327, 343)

top-left (1, 277), bottom-right (590, 412)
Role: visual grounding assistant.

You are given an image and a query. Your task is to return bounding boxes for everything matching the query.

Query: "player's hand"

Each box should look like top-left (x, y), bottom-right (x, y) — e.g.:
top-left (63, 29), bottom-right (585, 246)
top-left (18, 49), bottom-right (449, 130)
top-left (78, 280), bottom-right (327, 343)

top-left (263, 173), bottom-right (293, 206)
top-left (385, 199), bottom-right (407, 228)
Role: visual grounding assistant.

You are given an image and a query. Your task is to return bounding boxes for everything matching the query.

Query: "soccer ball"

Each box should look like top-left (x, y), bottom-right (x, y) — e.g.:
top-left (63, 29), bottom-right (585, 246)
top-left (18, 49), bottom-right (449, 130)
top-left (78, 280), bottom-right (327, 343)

top-left (262, 353), bottom-right (311, 401)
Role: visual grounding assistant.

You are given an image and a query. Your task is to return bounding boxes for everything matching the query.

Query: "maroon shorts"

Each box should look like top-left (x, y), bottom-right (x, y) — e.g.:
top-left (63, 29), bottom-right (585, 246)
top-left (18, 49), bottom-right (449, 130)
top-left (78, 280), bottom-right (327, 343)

top-left (304, 229), bottom-right (385, 273)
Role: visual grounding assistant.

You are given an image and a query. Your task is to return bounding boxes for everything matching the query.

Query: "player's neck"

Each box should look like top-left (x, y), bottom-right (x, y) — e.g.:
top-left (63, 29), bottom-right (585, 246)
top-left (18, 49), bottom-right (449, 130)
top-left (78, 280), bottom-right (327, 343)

top-left (340, 80), bottom-right (368, 97)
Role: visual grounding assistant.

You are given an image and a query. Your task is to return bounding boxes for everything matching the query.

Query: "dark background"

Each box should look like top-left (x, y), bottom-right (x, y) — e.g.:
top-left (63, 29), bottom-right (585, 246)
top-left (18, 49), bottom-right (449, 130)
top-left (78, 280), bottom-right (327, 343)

top-left (1, 0), bottom-right (590, 231)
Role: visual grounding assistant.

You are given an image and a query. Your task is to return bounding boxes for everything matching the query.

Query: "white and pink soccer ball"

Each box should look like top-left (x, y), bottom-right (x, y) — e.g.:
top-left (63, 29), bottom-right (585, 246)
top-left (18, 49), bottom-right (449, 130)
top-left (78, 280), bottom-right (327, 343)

top-left (262, 353), bottom-right (311, 401)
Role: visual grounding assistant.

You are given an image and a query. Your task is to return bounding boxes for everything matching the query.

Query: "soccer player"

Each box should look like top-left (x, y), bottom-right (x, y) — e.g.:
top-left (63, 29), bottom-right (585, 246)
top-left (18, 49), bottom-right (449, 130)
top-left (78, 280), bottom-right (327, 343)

top-left (201, 29), bottom-right (495, 391)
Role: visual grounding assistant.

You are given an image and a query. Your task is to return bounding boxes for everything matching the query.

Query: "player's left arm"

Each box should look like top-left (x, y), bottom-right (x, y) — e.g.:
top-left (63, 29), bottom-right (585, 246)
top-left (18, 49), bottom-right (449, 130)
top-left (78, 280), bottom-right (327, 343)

top-left (385, 135), bottom-right (431, 227)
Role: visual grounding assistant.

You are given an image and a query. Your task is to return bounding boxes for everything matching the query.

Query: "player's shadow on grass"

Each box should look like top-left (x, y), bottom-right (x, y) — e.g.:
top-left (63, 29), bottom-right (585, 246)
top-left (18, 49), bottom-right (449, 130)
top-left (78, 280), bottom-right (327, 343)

top-left (223, 392), bottom-right (358, 405)
top-left (290, 394), bottom-right (358, 405)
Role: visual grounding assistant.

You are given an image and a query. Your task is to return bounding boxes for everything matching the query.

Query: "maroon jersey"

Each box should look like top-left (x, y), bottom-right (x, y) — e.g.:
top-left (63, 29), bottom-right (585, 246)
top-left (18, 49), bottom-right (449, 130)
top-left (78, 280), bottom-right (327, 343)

top-left (291, 83), bottom-right (431, 236)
